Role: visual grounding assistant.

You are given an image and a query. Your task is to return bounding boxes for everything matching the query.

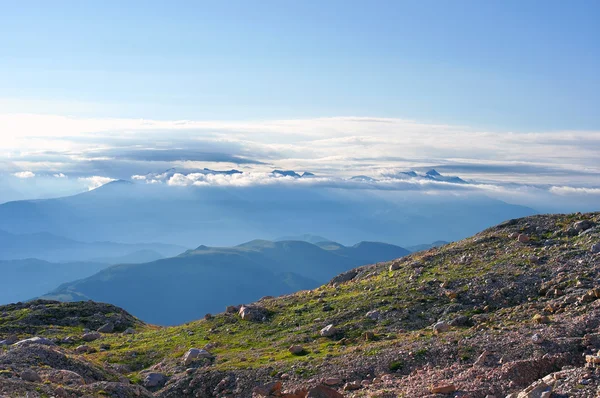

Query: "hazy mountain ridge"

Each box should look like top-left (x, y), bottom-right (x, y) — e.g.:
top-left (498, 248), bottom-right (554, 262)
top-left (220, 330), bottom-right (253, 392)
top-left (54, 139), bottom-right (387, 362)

top-left (0, 228), bottom-right (186, 263)
top-left (41, 239), bottom-right (410, 325)
top-left (0, 179), bottom-right (536, 247)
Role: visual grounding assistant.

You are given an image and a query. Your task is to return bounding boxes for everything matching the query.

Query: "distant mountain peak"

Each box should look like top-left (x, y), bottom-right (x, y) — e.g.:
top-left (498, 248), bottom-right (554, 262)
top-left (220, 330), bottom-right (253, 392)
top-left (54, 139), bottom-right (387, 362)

top-left (425, 169), bottom-right (441, 176)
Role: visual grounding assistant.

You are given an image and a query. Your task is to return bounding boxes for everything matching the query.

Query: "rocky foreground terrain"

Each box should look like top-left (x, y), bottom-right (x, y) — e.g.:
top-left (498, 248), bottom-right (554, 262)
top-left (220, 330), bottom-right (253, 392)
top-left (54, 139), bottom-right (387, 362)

top-left (1, 212), bottom-right (600, 397)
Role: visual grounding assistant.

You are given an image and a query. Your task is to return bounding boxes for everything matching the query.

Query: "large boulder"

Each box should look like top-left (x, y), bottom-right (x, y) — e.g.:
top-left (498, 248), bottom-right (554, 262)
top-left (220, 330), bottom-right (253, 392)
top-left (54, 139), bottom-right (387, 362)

top-left (238, 305), bottom-right (269, 322)
top-left (143, 372), bottom-right (167, 388)
top-left (20, 369), bottom-right (42, 383)
top-left (182, 348), bottom-right (213, 366)
top-left (320, 324), bottom-right (338, 337)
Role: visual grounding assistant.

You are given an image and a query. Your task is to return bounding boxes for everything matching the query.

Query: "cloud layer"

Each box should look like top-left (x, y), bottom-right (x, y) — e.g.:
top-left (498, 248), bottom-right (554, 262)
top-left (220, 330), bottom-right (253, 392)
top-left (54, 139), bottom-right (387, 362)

top-left (0, 113), bottom-right (599, 211)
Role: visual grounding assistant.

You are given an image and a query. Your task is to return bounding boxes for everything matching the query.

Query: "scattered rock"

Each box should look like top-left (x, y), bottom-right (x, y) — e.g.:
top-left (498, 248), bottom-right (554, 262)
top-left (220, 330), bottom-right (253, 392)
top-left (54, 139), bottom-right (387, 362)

top-left (320, 324), bottom-right (338, 337)
top-left (20, 369), bottom-right (42, 383)
top-left (143, 372), bottom-right (167, 388)
top-left (0, 334), bottom-right (18, 345)
top-left (123, 328), bottom-right (136, 334)
top-left (516, 379), bottom-right (552, 398)
top-left (46, 369), bottom-right (85, 386)
top-left (82, 332), bottom-right (101, 342)
top-left (253, 381), bottom-right (282, 396)
top-left (518, 234), bottom-right (530, 243)
top-left (591, 243), bottom-right (600, 253)
top-left (323, 377), bottom-right (342, 386)
top-left (75, 345), bottom-right (93, 354)
top-left (574, 220), bottom-right (594, 232)
top-left (433, 321), bottom-right (450, 334)
top-left (182, 348), bottom-right (213, 365)
top-left (532, 314), bottom-right (550, 324)
top-left (306, 384), bottom-right (344, 398)
top-left (365, 309), bottom-right (381, 320)
top-left (238, 305), bottom-right (269, 322)
top-left (330, 269), bottom-right (358, 284)
top-left (289, 345), bottom-right (305, 355)
top-left (97, 322), bottom-right (114, 333)
top-left (343, 381), bottom-right (361, 391)
top-left (430, 383), bottom-right (456, 394)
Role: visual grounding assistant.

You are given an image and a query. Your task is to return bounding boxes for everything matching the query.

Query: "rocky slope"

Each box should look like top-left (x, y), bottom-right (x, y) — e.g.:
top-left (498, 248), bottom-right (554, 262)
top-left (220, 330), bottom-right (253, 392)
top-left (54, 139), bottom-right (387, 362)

top-left (1, 212), bottom-right (599, 397)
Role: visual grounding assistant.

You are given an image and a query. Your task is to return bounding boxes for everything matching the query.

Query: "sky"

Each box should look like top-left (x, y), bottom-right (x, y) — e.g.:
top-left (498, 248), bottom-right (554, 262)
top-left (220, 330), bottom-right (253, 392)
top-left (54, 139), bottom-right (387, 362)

top-left (0, 1), bottom-right (599, 210)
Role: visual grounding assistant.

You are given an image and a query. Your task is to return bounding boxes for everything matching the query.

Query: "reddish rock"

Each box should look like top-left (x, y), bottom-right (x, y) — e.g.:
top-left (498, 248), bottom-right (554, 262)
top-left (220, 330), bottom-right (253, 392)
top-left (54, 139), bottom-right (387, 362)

top-left (306, 385), bottom-right (344, 398)
top-left (518, 234), bottom-right (530, 243)
top-left (253, 381), bottom-right (282, 396)
top-left (431, 383), bottom-right (457, 394)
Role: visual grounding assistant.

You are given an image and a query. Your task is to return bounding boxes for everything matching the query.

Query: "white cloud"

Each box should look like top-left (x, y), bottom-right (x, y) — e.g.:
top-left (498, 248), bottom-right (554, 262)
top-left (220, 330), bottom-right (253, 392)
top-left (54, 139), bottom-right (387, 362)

top-left (549, 186), bottom-right (600, 196)
top-left (78, 176), bottom-right (116, 190)
top-left (53, 173), bottom-right (66, 178)
top-left (13, 171), bottom-right (35, 178)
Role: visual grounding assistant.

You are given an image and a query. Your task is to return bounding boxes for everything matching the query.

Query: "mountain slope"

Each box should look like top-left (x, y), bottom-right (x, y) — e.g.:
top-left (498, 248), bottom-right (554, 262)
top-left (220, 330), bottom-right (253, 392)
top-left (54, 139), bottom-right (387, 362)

top-left (1, 212), bottom-right (599, 397)
top-left (42, 239), bottom-right (409, 325)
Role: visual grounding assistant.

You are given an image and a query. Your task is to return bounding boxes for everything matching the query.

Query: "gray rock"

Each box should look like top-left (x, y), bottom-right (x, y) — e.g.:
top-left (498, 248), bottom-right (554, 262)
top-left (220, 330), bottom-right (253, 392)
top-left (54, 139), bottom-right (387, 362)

top-left (82, 332), bottom-right (101, 342)
top-left (365, 310), bottom-right (381, 321)
top-left (21, 369), bottom-right (42, 383)
top-left (320, 324), bottom-right (338, 337)
top-left (13, 336), bottom-right (56, 347)
top-left (97, 322), bottom-right (114, 333)
top-left (143, 372), bottom-right (167, 388)
top-left (591, 243), bottom-right (600, 254)
top-left (574, 220), bottom-right (595, 232)
top-left (182, 348), bottom-right (213, 365)
top-left (123, 328), bottom-right (136, 334)
top-left (330, 269), bottom-right (358, 284)
top-left (289, 345), bottom-right (305, 355)
top-left (238, 305), bottom-right (268, 322)
top-left (433, 321), bottom-right (450, 334)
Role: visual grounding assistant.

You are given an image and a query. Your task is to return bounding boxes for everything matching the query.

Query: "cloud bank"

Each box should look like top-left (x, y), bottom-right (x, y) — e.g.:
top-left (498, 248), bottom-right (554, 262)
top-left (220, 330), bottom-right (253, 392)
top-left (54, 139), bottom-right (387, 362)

top-left (0, 113), bottom-right (598, 211)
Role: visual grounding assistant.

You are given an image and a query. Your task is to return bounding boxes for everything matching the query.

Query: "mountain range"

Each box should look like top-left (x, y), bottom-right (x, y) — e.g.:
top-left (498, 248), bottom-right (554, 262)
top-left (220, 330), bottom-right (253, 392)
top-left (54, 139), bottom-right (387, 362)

top-left (41, 239), bottom-right (410, 325)
top-left (0, 178), bottom-right (536, 247)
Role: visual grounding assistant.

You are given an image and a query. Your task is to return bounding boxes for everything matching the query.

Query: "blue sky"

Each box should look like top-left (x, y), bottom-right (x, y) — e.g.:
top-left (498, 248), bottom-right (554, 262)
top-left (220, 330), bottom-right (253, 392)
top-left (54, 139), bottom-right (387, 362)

top-left (2, 0), bottom-right (599, 130)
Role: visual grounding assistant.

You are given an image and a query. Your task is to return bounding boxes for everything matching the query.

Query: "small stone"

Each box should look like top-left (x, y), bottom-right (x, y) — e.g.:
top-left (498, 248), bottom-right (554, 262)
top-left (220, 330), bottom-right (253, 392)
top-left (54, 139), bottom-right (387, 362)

top-left (306, 385), bottom-right (344, 398)
top-left (143, 372), bottom-right (166, 388)
top-left (97, 322), bottom-right (114, 333)
top-left (320, 324), bottom-right (338, 337)
top-left (21, 369), bottom-right (42, 383)
top-left (517, 234), bottom-right (530, 243)
top-left (532, 314), bottom-right (550, 324)
top-left (123, 328), bottom-right (136, 334)
top-left (289, 345), bottom-right (305, 355)
top-left (343, 381), bottom-right (361, 391)
top-left (82, 332), bottom-right (101, 342)
top-left (182, 348), bottom-right (213, 365)
top-left (431, 383), bottom-right (456, 394)
top-left (365, 309), bottom-right (381, 320)
top-left (323, 377), bottom-right (342, 386)
top-left (591, 243), bottom-right (600, 253)
top-left (433, 321), bottom-right (450, 334)
top-left (75, 345), bottom-right (92, 354)
top-left (253, 381), bottom-right (282, 396)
